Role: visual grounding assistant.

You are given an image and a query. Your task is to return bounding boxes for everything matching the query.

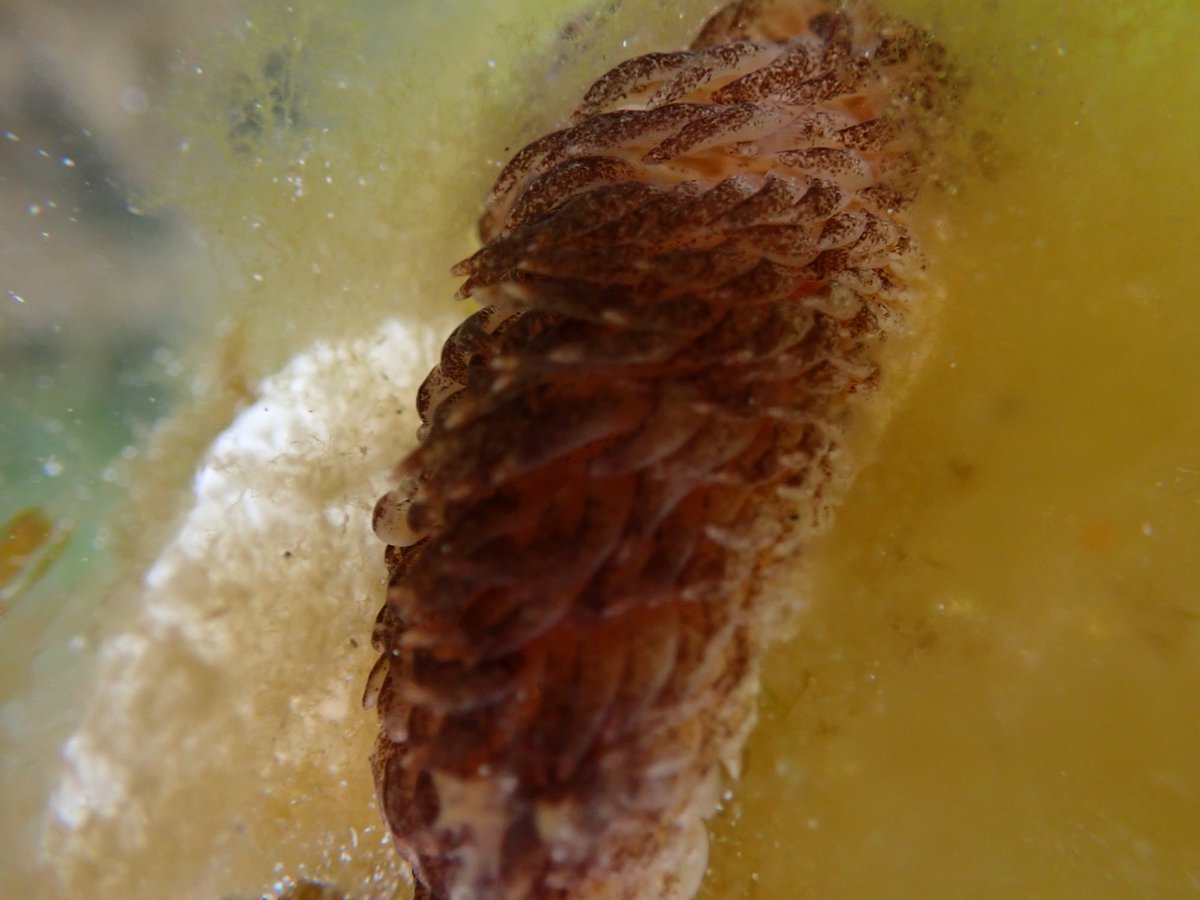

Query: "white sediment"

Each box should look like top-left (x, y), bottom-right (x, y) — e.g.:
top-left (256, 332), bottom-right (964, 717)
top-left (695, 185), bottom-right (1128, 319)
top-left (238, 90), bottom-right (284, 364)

top-left (40, 318), bottom-right (429, 898)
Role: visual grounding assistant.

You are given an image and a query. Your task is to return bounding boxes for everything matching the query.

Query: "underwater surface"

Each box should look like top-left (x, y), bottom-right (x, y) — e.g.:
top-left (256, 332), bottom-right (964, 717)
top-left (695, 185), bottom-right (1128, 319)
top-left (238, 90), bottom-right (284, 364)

top-left (2, 0), bottom-right (1199, 897)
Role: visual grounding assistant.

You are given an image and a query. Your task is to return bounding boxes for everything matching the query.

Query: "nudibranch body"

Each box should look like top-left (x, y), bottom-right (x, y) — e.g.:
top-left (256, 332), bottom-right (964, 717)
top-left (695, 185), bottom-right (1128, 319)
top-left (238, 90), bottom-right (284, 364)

top-left (367, 1), bottom-right (953, 897)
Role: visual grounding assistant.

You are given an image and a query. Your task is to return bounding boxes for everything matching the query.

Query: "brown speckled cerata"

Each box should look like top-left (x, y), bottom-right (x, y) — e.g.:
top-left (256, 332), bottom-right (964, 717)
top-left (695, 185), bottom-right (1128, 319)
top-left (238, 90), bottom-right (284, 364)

top-left (366, 1), bottom-right (954, 896)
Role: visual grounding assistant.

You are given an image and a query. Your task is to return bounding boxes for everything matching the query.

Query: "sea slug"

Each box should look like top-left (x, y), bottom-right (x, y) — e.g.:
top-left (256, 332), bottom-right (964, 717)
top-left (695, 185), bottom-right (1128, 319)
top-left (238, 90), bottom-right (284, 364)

top-left (366, 1), bottom-right (953, 896)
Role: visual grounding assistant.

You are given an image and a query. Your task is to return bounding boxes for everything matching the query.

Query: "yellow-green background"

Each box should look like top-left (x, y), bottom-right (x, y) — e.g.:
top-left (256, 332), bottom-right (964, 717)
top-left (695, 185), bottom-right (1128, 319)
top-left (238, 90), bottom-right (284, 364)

top-left (2, 0), bottom-right (1198, 897)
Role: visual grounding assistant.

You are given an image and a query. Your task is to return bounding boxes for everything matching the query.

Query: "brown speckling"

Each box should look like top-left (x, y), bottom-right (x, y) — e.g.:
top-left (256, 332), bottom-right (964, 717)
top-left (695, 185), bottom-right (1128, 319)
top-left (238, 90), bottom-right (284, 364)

top-left (367, 1), bottom-right (955, 897)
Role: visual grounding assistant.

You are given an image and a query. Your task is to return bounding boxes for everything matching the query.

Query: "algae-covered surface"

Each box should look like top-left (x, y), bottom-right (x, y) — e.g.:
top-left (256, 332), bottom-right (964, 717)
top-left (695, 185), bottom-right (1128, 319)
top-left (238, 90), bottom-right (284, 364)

top-left (2, 0), bottom-right (1198, 897)
top-left (703, 1), bottom-right (1200, 895)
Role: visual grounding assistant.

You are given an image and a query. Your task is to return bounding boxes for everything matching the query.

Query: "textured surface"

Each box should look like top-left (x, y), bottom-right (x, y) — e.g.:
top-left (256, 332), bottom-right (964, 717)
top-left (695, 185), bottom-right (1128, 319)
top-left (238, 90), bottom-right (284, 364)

top-left (368, 2), bottom-right (952, 897)
top-left (11, 0), bottom-right (1200, 897)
